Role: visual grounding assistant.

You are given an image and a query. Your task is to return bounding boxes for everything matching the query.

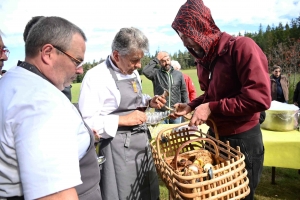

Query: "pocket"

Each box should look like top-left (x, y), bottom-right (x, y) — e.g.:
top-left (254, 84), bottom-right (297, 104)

top-left (227, 136), bottom-right (264, 191)
top-left (122, 131), bottom-right (148, 162)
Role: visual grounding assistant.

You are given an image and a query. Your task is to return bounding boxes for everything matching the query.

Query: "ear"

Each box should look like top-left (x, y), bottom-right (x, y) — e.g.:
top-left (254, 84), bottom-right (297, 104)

top-left (40, 44), bottom-right (55, 65)
top-left (112, 50), bottom-right (120, 62)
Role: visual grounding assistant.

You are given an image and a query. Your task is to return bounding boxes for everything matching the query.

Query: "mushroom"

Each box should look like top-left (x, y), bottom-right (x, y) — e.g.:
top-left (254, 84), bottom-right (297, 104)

top-left (203, 163), bottom-right (213, 172)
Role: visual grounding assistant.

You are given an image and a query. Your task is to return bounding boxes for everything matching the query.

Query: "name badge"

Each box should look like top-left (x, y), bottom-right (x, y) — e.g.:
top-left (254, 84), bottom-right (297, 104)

top-left (132, 81), bottom-right (138, 93)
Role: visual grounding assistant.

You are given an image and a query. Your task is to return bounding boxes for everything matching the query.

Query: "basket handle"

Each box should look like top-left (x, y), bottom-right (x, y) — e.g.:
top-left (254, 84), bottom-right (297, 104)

top-left (174, 137), bottom-right (220, 170)
top-left (184, 114), bottom-right (219, 140)
top-left (156, 121), bottom-right (190, 158)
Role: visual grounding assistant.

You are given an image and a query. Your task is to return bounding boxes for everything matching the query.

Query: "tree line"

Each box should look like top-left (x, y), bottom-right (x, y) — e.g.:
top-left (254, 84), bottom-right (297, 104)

top-left (75, 14), bottom-right (300, 85)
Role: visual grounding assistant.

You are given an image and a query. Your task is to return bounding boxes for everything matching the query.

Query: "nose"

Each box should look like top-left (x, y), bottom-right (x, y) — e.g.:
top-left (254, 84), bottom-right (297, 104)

top-left (76, 66), bottom-right (84, 74)
top-left (135, 61), bottom-right (142, 69)
top-left (180, 36), bottom-right (188, 47)
top-left (0, 53), bottom-right (8, 61)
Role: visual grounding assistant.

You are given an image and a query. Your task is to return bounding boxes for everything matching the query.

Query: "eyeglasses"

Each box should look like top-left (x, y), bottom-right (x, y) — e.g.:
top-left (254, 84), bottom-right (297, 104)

top-left (1, 48), bottom-right (10, 58)
top-left (52, 45), bottom-right (84, 68)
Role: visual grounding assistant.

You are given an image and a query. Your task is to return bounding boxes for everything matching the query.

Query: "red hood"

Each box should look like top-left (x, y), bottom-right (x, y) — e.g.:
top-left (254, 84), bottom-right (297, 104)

top-left (172, 0), bottom-right (222, 66)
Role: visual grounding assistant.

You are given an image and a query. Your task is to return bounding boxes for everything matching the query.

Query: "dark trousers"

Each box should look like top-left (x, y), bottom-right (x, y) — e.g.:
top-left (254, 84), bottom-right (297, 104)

top-left (209, 124), bottom-right (264, 200)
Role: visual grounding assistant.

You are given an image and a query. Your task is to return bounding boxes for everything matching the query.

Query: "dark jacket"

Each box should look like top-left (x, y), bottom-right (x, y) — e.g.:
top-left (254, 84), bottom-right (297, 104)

top-left (142, 59), bottom-right (188, 110)
top-left (293, 81), bottom-right (300, 107)
top-left (270, 74), bottom-right (289, 102)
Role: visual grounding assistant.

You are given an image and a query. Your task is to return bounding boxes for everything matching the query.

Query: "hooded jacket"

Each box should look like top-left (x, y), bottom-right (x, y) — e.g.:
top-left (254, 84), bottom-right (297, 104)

top-left (142, 59), bottom-right (188, 110)
top-left (172, 0), bottom-right (271, 136)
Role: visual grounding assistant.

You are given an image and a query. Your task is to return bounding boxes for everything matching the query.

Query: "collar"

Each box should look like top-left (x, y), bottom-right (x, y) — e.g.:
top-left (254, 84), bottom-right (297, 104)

top-left (108, 56), bottom-right (122, 73)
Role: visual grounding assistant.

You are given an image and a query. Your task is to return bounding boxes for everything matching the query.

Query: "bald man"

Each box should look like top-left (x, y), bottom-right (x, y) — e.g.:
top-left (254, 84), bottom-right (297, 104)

top-left (142, 51), bottom-right (188, 124)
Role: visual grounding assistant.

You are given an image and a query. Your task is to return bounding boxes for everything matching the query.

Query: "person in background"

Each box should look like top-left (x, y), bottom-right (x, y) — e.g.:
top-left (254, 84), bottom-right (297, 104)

top-left (0, 16), bottom-right (101, 200)
top-left (0, 31), bottom-right (9, 73)
top-left (142, 51), bottom-right (188, 124)
top-left (170, 0), bottom-right (271, 199)
top-left (78, 27), bottom-right (165, 200)
top-left (20, 16), bottom-right (73, 101)
top-left (270, 65), bottom-right (289, 103)
top-left (171, 60), bottom-right (197, 101)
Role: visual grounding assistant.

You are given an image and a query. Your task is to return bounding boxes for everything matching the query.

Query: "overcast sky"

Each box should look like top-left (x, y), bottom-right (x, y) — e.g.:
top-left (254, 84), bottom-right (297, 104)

top-left (1, 0), bottom-right (299, 70)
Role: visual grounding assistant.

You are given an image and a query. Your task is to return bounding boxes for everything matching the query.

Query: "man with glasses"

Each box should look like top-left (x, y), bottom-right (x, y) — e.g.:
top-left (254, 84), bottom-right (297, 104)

top-left (270, 65), bottom-right (289, 103)
top-left (19, 16), bottom-right (73, 101)
top-left (0, 17), bottom-right (101, 200)
top-left (0, 31), bottom-right (9, 73)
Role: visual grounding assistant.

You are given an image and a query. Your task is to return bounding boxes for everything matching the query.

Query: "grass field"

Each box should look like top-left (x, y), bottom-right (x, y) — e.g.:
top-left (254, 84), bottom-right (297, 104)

top-left (71, 69), bottom-right (300, 199)
top-left (71, 69), bottom-right (203, 103)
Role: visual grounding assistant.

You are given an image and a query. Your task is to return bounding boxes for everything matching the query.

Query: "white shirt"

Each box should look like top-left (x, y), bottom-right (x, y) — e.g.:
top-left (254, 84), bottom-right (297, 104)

top-left (0, 66), bottom-right (90, 199)
top-left (78, 57), bottom-right (142, 139)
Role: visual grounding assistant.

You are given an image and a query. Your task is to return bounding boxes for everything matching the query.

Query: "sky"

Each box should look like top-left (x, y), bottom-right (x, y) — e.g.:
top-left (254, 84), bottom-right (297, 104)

top-left (0, 0), bottom-right (300, 70)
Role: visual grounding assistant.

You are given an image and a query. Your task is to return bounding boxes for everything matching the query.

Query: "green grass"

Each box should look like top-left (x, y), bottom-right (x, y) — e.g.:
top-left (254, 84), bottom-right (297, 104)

top-left (71, 69), bottom-right (204, 103)
top-left (71, 69), bottom-right (300, 199)
top-left (254, 167), bottom-right (300, 200)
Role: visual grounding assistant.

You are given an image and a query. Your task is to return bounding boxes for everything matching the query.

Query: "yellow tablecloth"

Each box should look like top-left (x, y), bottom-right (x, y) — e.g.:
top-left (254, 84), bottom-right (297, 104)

top-left (262, 128), bottom-right (300, 169)
top-left (150, 124), bottom-right (300, 169)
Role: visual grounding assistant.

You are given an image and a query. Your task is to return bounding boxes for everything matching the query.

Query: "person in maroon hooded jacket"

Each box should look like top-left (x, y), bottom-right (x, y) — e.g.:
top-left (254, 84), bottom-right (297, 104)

top-left (171, 0), bottom-right (271, 199)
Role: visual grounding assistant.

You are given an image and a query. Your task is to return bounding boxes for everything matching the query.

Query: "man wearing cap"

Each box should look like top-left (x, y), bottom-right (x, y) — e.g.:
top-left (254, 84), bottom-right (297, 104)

top-left (142, 51), bottom-right (188, 124)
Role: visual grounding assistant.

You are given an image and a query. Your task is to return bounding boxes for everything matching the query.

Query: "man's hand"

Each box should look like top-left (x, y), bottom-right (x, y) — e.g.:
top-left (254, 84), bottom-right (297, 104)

top-left (119, 110), bottom-right (147, 126)
top-left (189, 103), bottom-right (211, 126)
top-left (157, 52), bottom-right (169, 61)
top-left (150, 95), bottom-right (166, 109)
top-left (169, 103), bottom-right (192, 119)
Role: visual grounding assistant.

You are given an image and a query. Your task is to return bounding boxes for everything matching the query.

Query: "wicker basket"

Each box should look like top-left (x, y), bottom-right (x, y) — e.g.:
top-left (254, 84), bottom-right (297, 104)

top-left (150, 120), bottom-right (250, 200)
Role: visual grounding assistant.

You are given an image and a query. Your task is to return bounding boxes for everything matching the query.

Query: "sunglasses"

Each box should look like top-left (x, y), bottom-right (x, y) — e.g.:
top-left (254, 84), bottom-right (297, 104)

top-left (52, 45), bottom-right (84, 68)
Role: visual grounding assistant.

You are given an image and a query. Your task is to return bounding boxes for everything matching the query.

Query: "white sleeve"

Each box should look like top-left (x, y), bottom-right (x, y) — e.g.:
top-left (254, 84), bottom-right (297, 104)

top-left (78, 69), bottom-right (119, 139)
top-left (11, 97), bottom-right (82, 199)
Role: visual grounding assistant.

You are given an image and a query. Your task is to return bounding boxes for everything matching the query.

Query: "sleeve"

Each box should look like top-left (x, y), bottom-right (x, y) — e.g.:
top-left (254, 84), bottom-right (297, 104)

top-left (209, 38), bottom-right (271, 115)
top-left (142, 58), bottom-right (159, 80)
top-left (180, 73), bottom-right (189, 103)
top-left (12, 97), bottom-right (82, 199)
top-left (186, 75), bottom-right (197, 101)
top-left (78, 69), bottom-right (119, 139)
top-left (188, 93), bottom-right (205, 110)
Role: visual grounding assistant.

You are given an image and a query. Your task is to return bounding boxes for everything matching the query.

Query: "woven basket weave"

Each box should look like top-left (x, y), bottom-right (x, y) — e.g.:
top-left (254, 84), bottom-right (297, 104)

top-left (150, 120), bottom-right (250, 200)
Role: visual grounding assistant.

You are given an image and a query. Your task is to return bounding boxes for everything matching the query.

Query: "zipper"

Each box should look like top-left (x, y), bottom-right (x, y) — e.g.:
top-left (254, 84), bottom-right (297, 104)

top-left (167, 71), bottom-right (171, 108)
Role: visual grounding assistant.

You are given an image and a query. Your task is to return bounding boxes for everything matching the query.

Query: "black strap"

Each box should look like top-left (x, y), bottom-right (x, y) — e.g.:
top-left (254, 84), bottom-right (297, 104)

top-left (7, 196), bottom-right (25, 200)
top-left (18, 61), bottom-right (50, 82)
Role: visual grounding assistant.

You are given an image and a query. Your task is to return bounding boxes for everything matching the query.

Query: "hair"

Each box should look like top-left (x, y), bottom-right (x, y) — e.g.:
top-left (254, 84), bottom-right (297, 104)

top-left (23, 16), bottom-right (45, 42)
top-left (171, 60), bottom-right (181, 70)
top-left (25, 16), bottom-right (87, 58)
top-left (272, 65), bottom-right (282, 71)
top-left (111, 27), bottom-right (149, 56)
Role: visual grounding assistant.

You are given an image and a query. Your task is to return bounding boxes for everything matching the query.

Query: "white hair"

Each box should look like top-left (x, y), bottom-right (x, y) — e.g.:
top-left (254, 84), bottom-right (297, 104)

top-left (171, 60), bottom-right (181, 70)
